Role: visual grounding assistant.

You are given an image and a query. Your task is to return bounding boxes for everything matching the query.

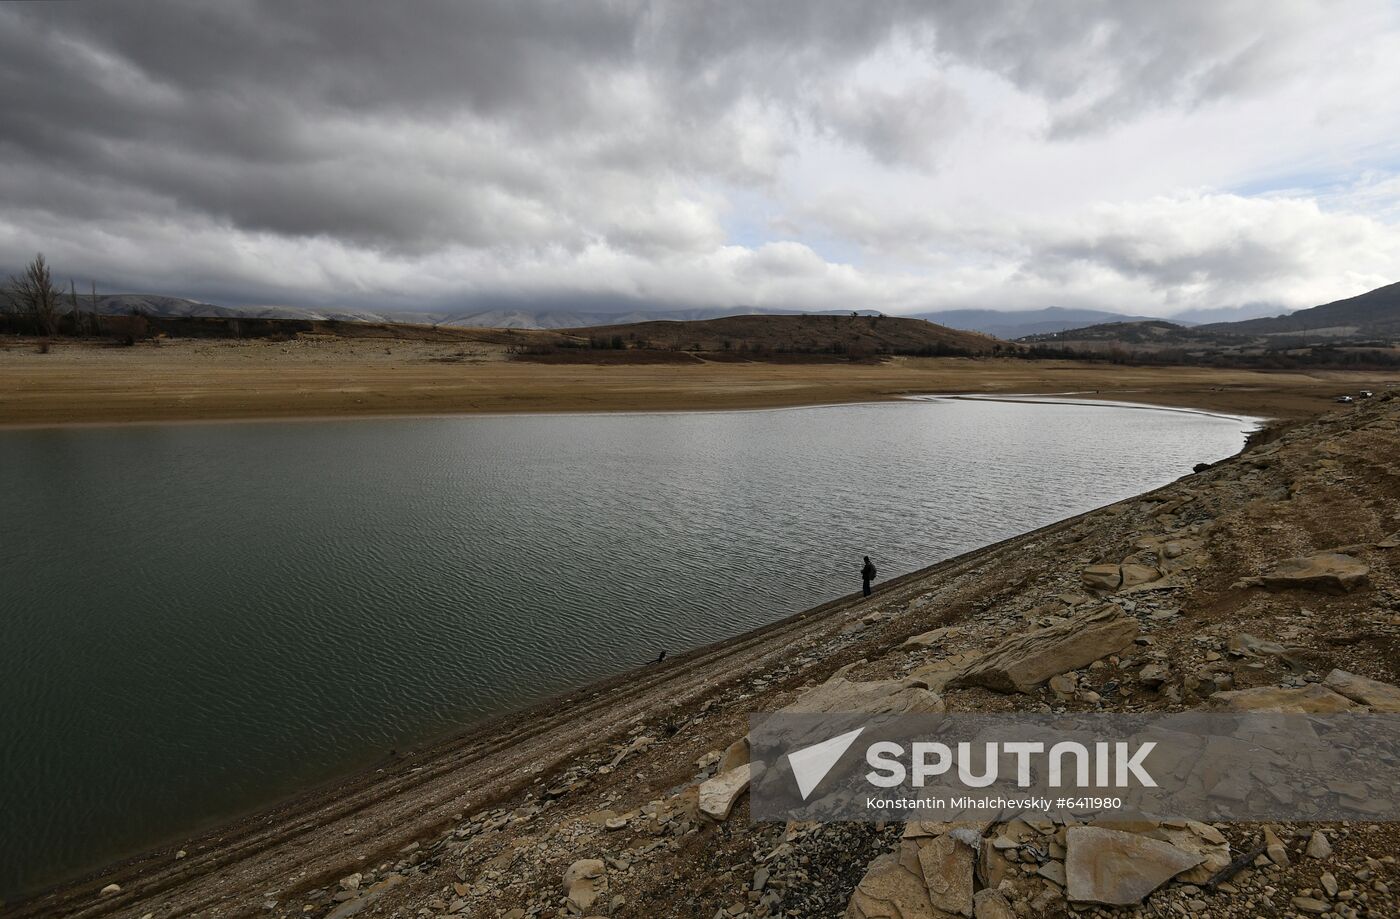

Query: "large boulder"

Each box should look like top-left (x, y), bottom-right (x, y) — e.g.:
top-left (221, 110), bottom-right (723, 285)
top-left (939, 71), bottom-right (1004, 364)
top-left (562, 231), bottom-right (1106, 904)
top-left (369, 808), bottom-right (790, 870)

top-left (1064, 826), bottom-right (1203, 905)
top-left (1210, 683), bottom-right (1358, 713)
top-left (1324, 669), bottom-right (1400, 712)
top-left (1250, 553), bottom-right (1369, 593)
top-left (950, 608), bottom-right (1138, 694)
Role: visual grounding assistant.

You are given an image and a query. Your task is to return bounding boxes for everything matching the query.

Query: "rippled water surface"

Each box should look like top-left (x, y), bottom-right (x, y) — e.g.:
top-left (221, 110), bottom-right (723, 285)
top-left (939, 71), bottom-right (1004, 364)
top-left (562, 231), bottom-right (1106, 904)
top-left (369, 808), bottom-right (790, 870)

top-left (0, 398), bottom-right (1253, 895)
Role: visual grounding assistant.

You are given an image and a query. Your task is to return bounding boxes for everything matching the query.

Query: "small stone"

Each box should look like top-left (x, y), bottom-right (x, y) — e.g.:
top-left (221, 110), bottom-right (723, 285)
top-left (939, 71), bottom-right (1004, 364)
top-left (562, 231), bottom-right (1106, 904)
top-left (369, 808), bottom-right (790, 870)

top-left (1138, 663), bottom-right (1170, 688)
top-left (99, 883), bottom-right (121, 897)
top-left (562, 858), bottom-right (606, 913)
top-left (1292, 895), bottom-right (1330, 913)
top-left (1307, 831), bottom-right (1333, 859)
top-left (1322, 871), bottom-right (1339, 897)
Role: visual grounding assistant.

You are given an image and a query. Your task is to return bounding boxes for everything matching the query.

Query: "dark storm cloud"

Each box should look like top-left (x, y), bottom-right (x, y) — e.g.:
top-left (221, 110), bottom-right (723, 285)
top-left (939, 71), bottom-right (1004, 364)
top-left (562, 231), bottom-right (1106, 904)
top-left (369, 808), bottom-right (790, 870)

top-left (0, 0), bottom-right (1391, 312)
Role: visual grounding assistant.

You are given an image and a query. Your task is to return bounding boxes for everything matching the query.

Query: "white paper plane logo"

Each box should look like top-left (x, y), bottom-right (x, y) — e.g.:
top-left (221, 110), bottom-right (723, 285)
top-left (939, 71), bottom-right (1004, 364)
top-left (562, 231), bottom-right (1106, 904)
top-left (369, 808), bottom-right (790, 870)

top-left (787, 727), bottom-right (865, 800)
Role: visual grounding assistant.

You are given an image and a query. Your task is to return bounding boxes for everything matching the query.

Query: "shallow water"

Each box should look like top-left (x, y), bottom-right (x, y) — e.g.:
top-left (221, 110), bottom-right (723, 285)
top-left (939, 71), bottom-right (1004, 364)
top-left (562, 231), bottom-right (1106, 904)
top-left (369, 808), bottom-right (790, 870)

top-left (0, 398), bottom-right (1253, 895)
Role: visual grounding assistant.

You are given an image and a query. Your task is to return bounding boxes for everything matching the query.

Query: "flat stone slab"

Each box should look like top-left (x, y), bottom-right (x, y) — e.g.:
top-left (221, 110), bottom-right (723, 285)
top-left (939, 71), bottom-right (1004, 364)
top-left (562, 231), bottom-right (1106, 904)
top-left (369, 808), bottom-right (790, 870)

top-left (1210, 683), bottom-right (1358, 713)
top-left (950, 608), bottom-right (1138, 693)
top-left (1324, 668), bottom-right (1400, 712)
top-left (916, 834), bottom-right (974, 917)
top-left (782, 675), bottom-right (945, 715)
top-left (1065, 826), bottom-right (1203, 905)
top-left (1256, 552), bottom-right (1369, 593)
top-left (847, 847), bottom-right (939, 919)
top-left (698, 762), bottom-right (754, 820)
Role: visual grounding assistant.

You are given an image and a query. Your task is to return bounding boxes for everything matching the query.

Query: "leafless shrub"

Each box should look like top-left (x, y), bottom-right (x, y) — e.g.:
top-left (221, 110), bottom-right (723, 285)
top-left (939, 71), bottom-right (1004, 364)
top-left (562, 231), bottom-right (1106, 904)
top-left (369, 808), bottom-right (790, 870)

top-left (6, 253), bottom-right (61, 336)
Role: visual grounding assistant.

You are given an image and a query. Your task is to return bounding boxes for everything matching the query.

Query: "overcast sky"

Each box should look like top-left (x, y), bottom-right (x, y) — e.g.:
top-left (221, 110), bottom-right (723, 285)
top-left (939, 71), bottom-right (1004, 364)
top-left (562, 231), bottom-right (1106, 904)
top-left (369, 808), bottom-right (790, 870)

top-left (2, 1), bottom-right (1399, 317)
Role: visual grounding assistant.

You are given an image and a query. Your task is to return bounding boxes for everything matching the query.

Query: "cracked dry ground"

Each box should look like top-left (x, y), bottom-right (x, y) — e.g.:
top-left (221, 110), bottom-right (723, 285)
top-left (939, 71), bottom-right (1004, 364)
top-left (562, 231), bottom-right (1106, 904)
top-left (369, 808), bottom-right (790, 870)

top-left (48, 394), bottom-right (1400, 919)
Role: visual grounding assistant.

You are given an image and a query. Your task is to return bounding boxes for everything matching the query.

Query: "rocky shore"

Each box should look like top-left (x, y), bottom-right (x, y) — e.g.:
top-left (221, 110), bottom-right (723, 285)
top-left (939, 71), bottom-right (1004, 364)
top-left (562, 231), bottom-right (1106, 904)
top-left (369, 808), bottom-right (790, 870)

top-left (18, 392), bottom-right (1400, 919)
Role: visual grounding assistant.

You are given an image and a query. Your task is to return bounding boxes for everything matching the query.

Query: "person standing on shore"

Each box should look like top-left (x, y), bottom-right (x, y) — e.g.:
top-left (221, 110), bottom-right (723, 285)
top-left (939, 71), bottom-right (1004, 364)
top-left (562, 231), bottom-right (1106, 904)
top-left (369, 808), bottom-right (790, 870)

top-left (861, 556), bottom-right (877, 597)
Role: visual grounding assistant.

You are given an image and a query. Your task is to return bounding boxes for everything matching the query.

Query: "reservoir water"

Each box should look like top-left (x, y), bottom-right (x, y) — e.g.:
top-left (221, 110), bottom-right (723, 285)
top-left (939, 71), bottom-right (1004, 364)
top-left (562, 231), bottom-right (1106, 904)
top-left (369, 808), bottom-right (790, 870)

top-left (0, 397), bottom-right (1254, 895)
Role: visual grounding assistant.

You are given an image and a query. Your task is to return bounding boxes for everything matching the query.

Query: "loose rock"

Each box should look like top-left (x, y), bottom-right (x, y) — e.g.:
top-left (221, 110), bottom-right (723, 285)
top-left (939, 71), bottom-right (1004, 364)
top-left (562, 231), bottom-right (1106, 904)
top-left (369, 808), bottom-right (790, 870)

top-left (698, 762), bottom-right (754, 820)
top-left (951, 608), bottom-right (1138, 693)
top-left (1323, 668), bottom-right (1400, 712)
top-left (1251, 552), bottom-right (1369, 593)
top-left (1064, 826), bottom-right (1203, 905)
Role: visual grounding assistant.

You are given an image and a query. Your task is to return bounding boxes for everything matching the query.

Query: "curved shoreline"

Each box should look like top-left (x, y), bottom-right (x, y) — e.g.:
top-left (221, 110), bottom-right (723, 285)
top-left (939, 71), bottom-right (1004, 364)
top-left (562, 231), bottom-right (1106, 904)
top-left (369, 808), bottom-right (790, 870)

top-left (0, 388), bottom-right (1263, 433)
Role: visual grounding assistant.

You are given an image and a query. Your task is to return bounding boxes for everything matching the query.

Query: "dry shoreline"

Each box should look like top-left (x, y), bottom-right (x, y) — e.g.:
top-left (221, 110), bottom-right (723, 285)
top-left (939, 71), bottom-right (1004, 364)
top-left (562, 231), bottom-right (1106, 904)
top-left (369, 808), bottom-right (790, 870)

top-left (2, 335), bottom-right (1398, 427)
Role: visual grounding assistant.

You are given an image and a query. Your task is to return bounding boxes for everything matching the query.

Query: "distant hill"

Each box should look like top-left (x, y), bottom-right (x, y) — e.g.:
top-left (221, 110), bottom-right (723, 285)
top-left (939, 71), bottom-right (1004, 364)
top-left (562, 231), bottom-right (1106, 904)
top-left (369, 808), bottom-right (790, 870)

top-left (74, 296), bottom-right (887, 329)
top-left (69, 285), bottom-right (1400, 344)
top-left (1197, 280), bottom-right (1400, 339)
top-left (435, 306), bottom-right (882, 329)
top-left (1021, 320), bottom-right (1196, 346)
top-left (1167, 303), bottom-right (1286, 325)
top-left (915, 306), bottom-right (1167, 339)
top-left (82, 294), bottom-right (409, 324)
top-left (568, 313), bottom-right (1006, 356)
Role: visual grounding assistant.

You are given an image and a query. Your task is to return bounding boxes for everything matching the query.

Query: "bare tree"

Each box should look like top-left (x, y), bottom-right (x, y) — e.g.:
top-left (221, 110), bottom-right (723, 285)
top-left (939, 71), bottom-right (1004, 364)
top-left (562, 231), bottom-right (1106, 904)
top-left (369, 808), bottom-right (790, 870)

top-left (69, 279), bottom-right (82, 335)
top-left (6, 253), bottom-right (61, 335)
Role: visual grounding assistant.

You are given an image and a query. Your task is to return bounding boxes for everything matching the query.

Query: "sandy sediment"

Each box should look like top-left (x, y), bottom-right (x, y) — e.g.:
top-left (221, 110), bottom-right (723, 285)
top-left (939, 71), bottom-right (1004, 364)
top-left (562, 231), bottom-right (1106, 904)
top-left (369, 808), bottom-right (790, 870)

top-left (2, 335), bottom-right (1397, 426)
top-left (13, 390), bottom-right (1400, 918)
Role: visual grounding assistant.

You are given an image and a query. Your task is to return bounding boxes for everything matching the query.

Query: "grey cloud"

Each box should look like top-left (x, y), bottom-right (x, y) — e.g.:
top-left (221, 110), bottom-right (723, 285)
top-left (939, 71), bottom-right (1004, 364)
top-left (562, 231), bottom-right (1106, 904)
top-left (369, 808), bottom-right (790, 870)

top-left (925, 0), bottom-right (1326, 136)
top-left (0, 0), bottom-right (1389, 312)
